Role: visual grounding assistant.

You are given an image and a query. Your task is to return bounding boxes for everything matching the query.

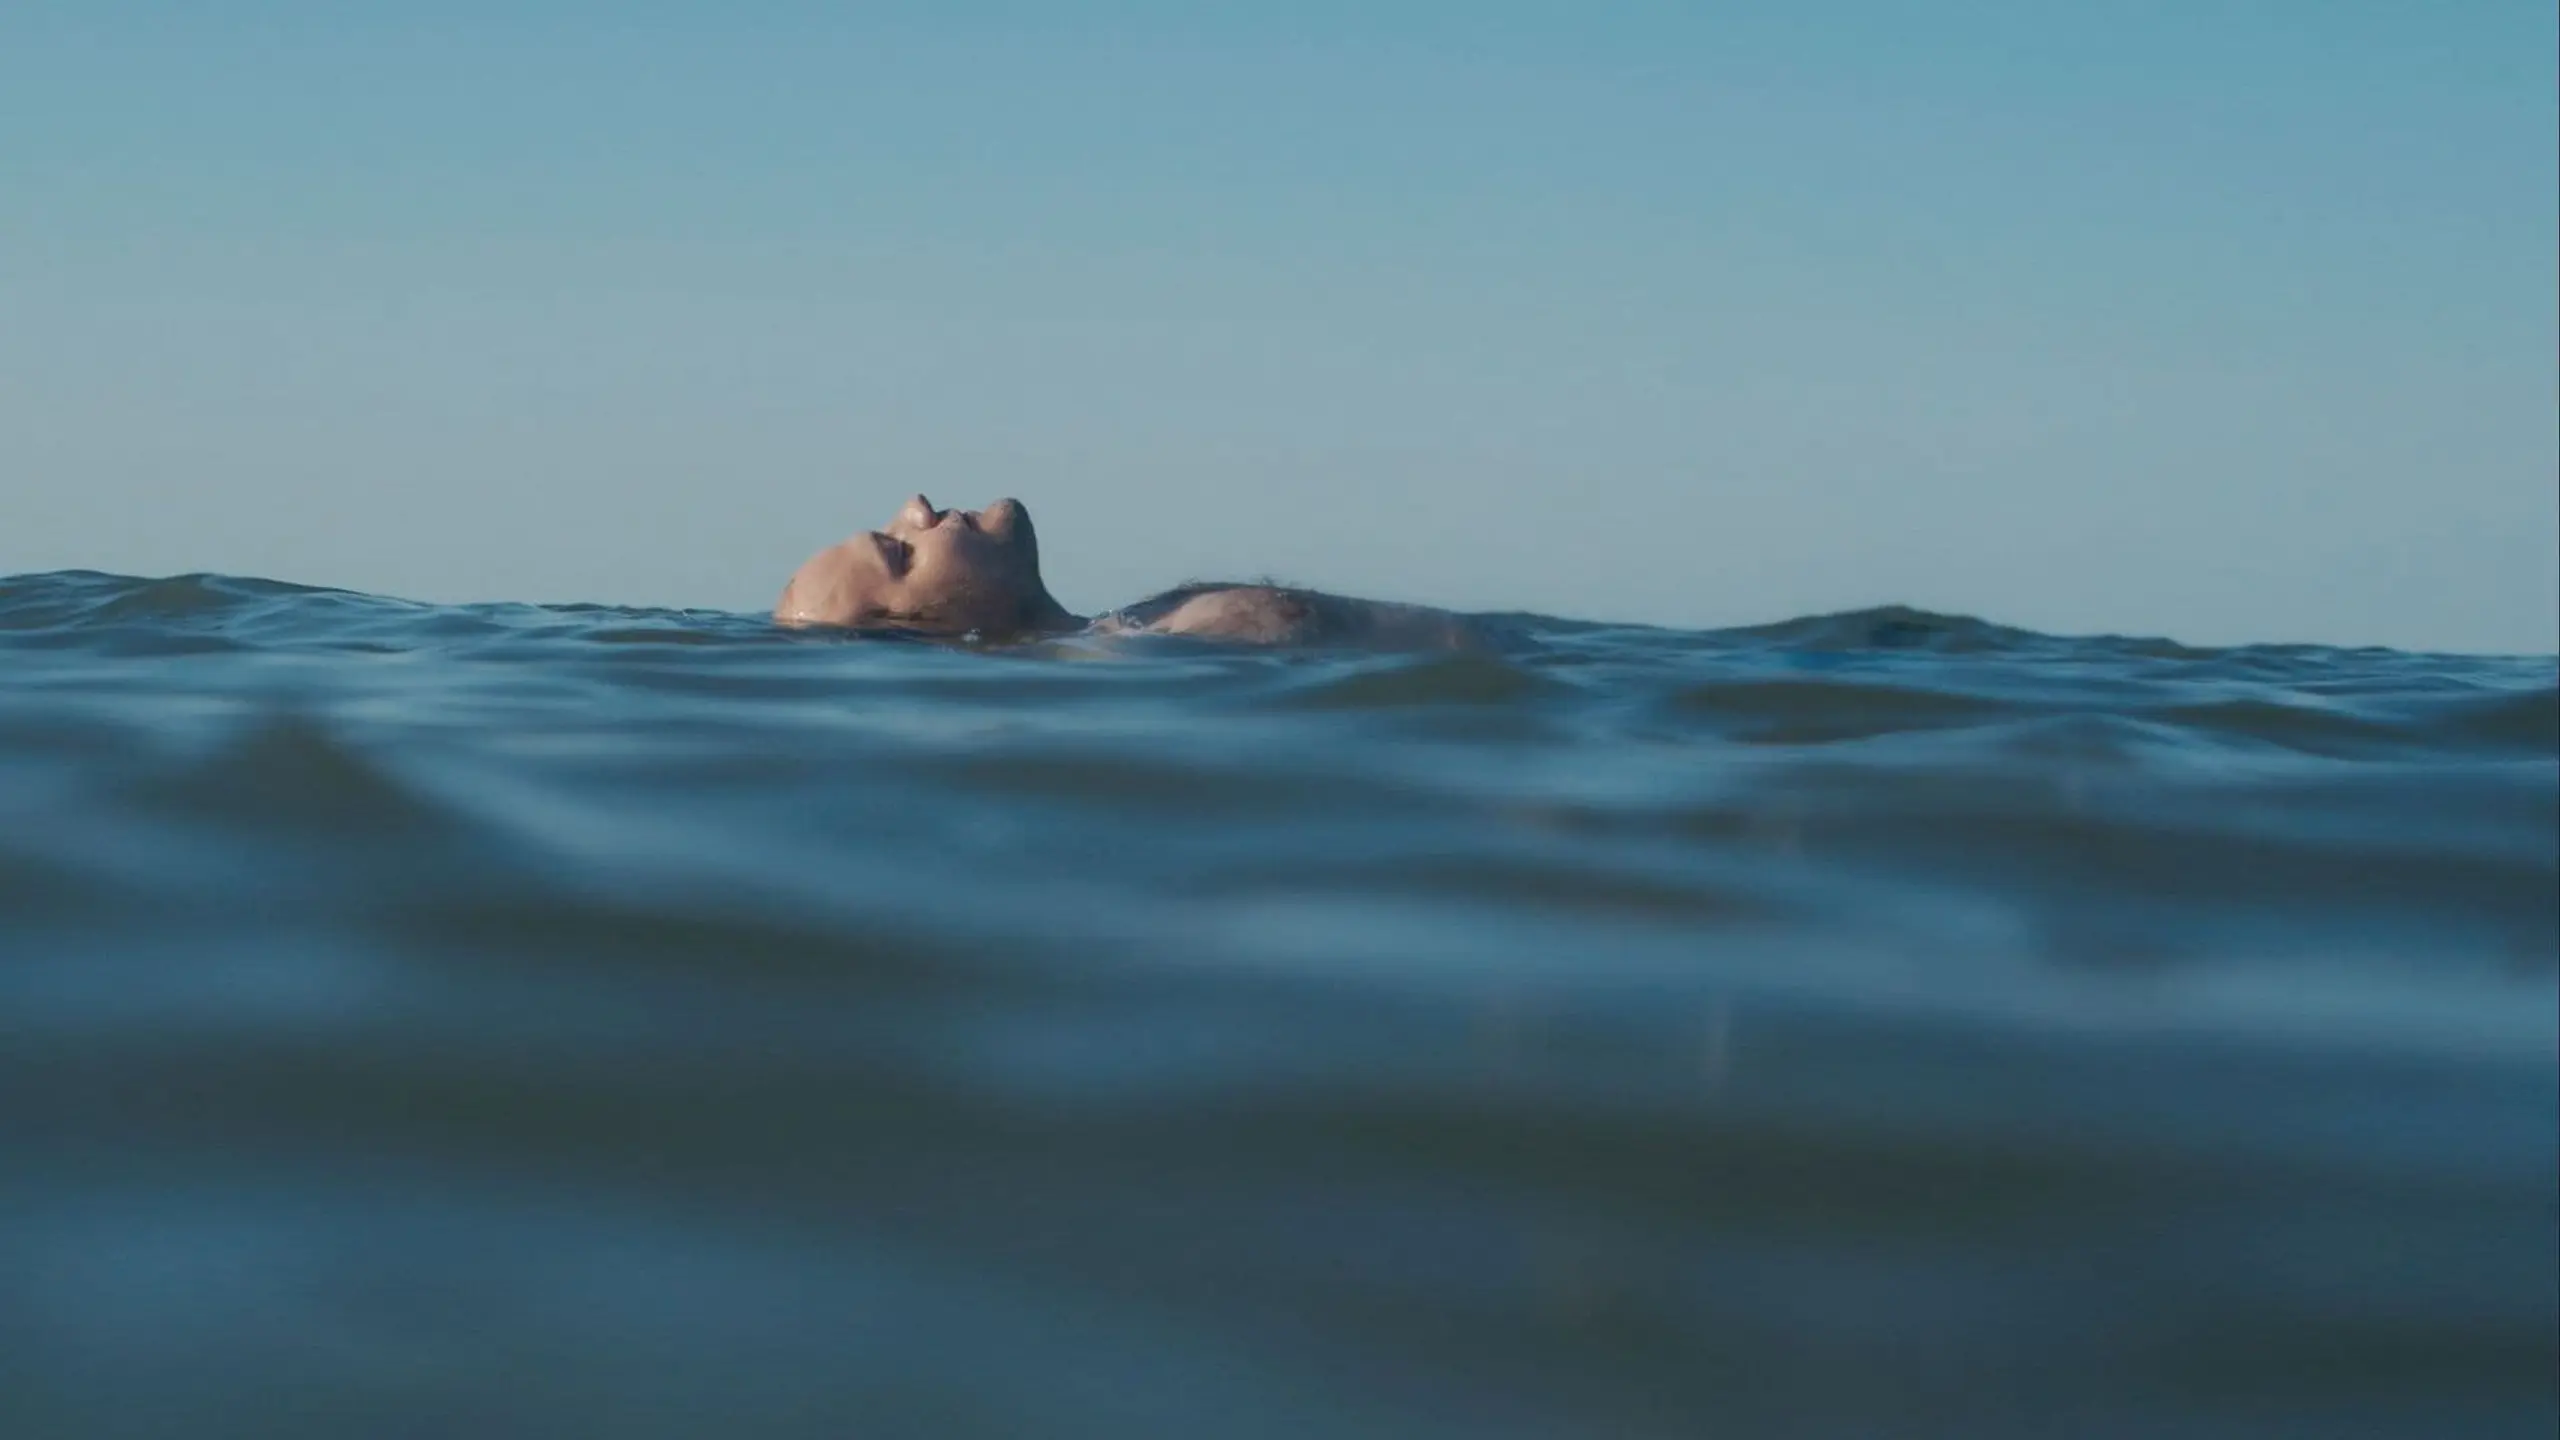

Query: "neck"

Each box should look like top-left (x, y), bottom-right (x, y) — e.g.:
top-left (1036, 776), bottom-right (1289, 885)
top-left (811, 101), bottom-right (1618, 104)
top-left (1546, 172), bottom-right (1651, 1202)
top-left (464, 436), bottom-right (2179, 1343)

top-left (1017, 589), bottom-right (1085, 635)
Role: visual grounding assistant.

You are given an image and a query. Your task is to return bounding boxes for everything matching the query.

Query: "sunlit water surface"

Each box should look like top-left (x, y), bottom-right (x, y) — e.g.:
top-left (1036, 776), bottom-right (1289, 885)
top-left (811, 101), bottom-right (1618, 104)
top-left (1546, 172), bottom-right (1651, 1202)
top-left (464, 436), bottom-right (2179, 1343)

top-left (3, 571), bottom-right (2554, 1438)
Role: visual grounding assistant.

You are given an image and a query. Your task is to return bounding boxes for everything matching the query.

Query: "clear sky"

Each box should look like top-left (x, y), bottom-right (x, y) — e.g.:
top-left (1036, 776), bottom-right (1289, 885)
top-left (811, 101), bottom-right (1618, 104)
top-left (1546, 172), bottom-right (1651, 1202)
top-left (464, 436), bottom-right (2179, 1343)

top-left (5, 2), bottom-right (2553, 651)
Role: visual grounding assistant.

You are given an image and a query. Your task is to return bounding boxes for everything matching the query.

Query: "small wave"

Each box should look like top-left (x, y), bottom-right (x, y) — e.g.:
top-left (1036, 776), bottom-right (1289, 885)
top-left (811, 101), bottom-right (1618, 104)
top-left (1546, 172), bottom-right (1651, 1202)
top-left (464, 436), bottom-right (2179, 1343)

top-left (123, 711), bottom-right (461, 841)
top-left (87, 571), bottom-right (338, 623)
top-left (2142, 695), bottom-right (2417, 757)
top-left (2440, 685), bottom-right (2560, 752)
top-left (1661, 675), bottom-right (2029, 744)
top-left (1272, 652), bottom-right (1563, 710)
top-left (1707, 604), bottom-right (2048, 654)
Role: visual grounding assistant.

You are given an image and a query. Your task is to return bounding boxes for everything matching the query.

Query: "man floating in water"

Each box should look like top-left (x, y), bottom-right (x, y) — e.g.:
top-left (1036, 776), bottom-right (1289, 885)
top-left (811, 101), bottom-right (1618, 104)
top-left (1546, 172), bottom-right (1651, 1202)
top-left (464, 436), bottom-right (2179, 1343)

top-left (775, 494), bottom-right (1474, 646)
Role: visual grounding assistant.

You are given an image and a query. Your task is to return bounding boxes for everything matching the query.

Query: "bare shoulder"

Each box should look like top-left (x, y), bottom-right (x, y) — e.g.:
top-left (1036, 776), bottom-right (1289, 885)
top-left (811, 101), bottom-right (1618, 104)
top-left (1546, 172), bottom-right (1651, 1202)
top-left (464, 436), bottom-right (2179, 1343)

top-left (1142, 585), bottom-right (1483, 648)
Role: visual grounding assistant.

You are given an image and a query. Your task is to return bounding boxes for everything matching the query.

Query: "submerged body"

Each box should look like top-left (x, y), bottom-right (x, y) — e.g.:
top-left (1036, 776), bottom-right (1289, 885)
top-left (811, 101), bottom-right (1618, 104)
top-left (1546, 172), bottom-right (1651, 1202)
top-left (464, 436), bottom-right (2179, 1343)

top-left (775, 493), bottom-right (1474, 646)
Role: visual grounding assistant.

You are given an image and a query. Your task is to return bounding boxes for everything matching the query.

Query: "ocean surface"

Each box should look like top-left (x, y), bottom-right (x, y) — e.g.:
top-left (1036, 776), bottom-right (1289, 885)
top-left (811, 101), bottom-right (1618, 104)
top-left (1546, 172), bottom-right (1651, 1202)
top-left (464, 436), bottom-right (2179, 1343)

top-left (2, 568), bottom-right (2553, 1439)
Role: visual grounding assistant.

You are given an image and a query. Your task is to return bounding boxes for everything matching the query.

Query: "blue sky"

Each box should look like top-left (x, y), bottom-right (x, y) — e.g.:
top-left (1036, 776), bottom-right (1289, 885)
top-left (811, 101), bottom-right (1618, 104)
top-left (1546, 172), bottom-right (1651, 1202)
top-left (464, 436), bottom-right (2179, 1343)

top-left (4, 2), bottom-right (2553, 650)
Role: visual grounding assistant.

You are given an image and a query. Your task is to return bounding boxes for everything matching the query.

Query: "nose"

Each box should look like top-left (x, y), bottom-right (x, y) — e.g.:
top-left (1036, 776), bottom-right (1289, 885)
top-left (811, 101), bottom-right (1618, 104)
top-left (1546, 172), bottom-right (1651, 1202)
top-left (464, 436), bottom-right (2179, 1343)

top-left (902, 493), bottom-right (941, 529)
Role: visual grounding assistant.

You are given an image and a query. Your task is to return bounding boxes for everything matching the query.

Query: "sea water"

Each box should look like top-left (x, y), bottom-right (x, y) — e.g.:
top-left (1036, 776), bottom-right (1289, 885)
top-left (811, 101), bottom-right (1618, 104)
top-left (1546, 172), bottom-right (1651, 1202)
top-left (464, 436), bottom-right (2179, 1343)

top-left (3, 570), bottom-right (2553, 1438)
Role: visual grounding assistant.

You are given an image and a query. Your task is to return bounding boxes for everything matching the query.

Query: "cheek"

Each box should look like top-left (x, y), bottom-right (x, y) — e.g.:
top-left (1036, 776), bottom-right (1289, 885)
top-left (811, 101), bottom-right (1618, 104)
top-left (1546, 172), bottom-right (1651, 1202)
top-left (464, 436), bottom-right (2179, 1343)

top-left (831, 549), bottom-right (904, 613)
top-left (914, 537), bottom-right (1009, 595)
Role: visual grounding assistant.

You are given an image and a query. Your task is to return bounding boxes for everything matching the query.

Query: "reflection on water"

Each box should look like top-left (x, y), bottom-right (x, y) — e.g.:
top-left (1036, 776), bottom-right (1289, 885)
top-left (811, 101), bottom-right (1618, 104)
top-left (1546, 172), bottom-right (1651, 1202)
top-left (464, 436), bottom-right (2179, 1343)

top-left (3, 571), bottom-right (2554, 1438)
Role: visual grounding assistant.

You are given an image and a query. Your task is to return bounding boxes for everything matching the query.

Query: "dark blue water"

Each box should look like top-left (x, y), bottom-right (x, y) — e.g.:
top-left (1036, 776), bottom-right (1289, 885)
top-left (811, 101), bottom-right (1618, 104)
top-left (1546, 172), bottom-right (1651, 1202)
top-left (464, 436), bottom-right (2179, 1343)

top-left (4, 570), bottom-right (2553, 1439)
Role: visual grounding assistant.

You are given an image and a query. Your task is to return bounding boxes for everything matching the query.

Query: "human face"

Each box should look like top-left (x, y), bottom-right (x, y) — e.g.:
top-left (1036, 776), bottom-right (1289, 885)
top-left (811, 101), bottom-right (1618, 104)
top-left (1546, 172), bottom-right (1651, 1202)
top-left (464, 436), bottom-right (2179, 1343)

top-left (775, 494), bottom-right (1061, 634)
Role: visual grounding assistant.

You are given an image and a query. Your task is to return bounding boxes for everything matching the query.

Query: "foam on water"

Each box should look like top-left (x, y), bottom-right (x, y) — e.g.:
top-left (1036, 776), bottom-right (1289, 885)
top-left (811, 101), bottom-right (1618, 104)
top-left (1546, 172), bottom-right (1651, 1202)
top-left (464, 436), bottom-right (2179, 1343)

top-left (3, 570), bottom-right (2555, 1438)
